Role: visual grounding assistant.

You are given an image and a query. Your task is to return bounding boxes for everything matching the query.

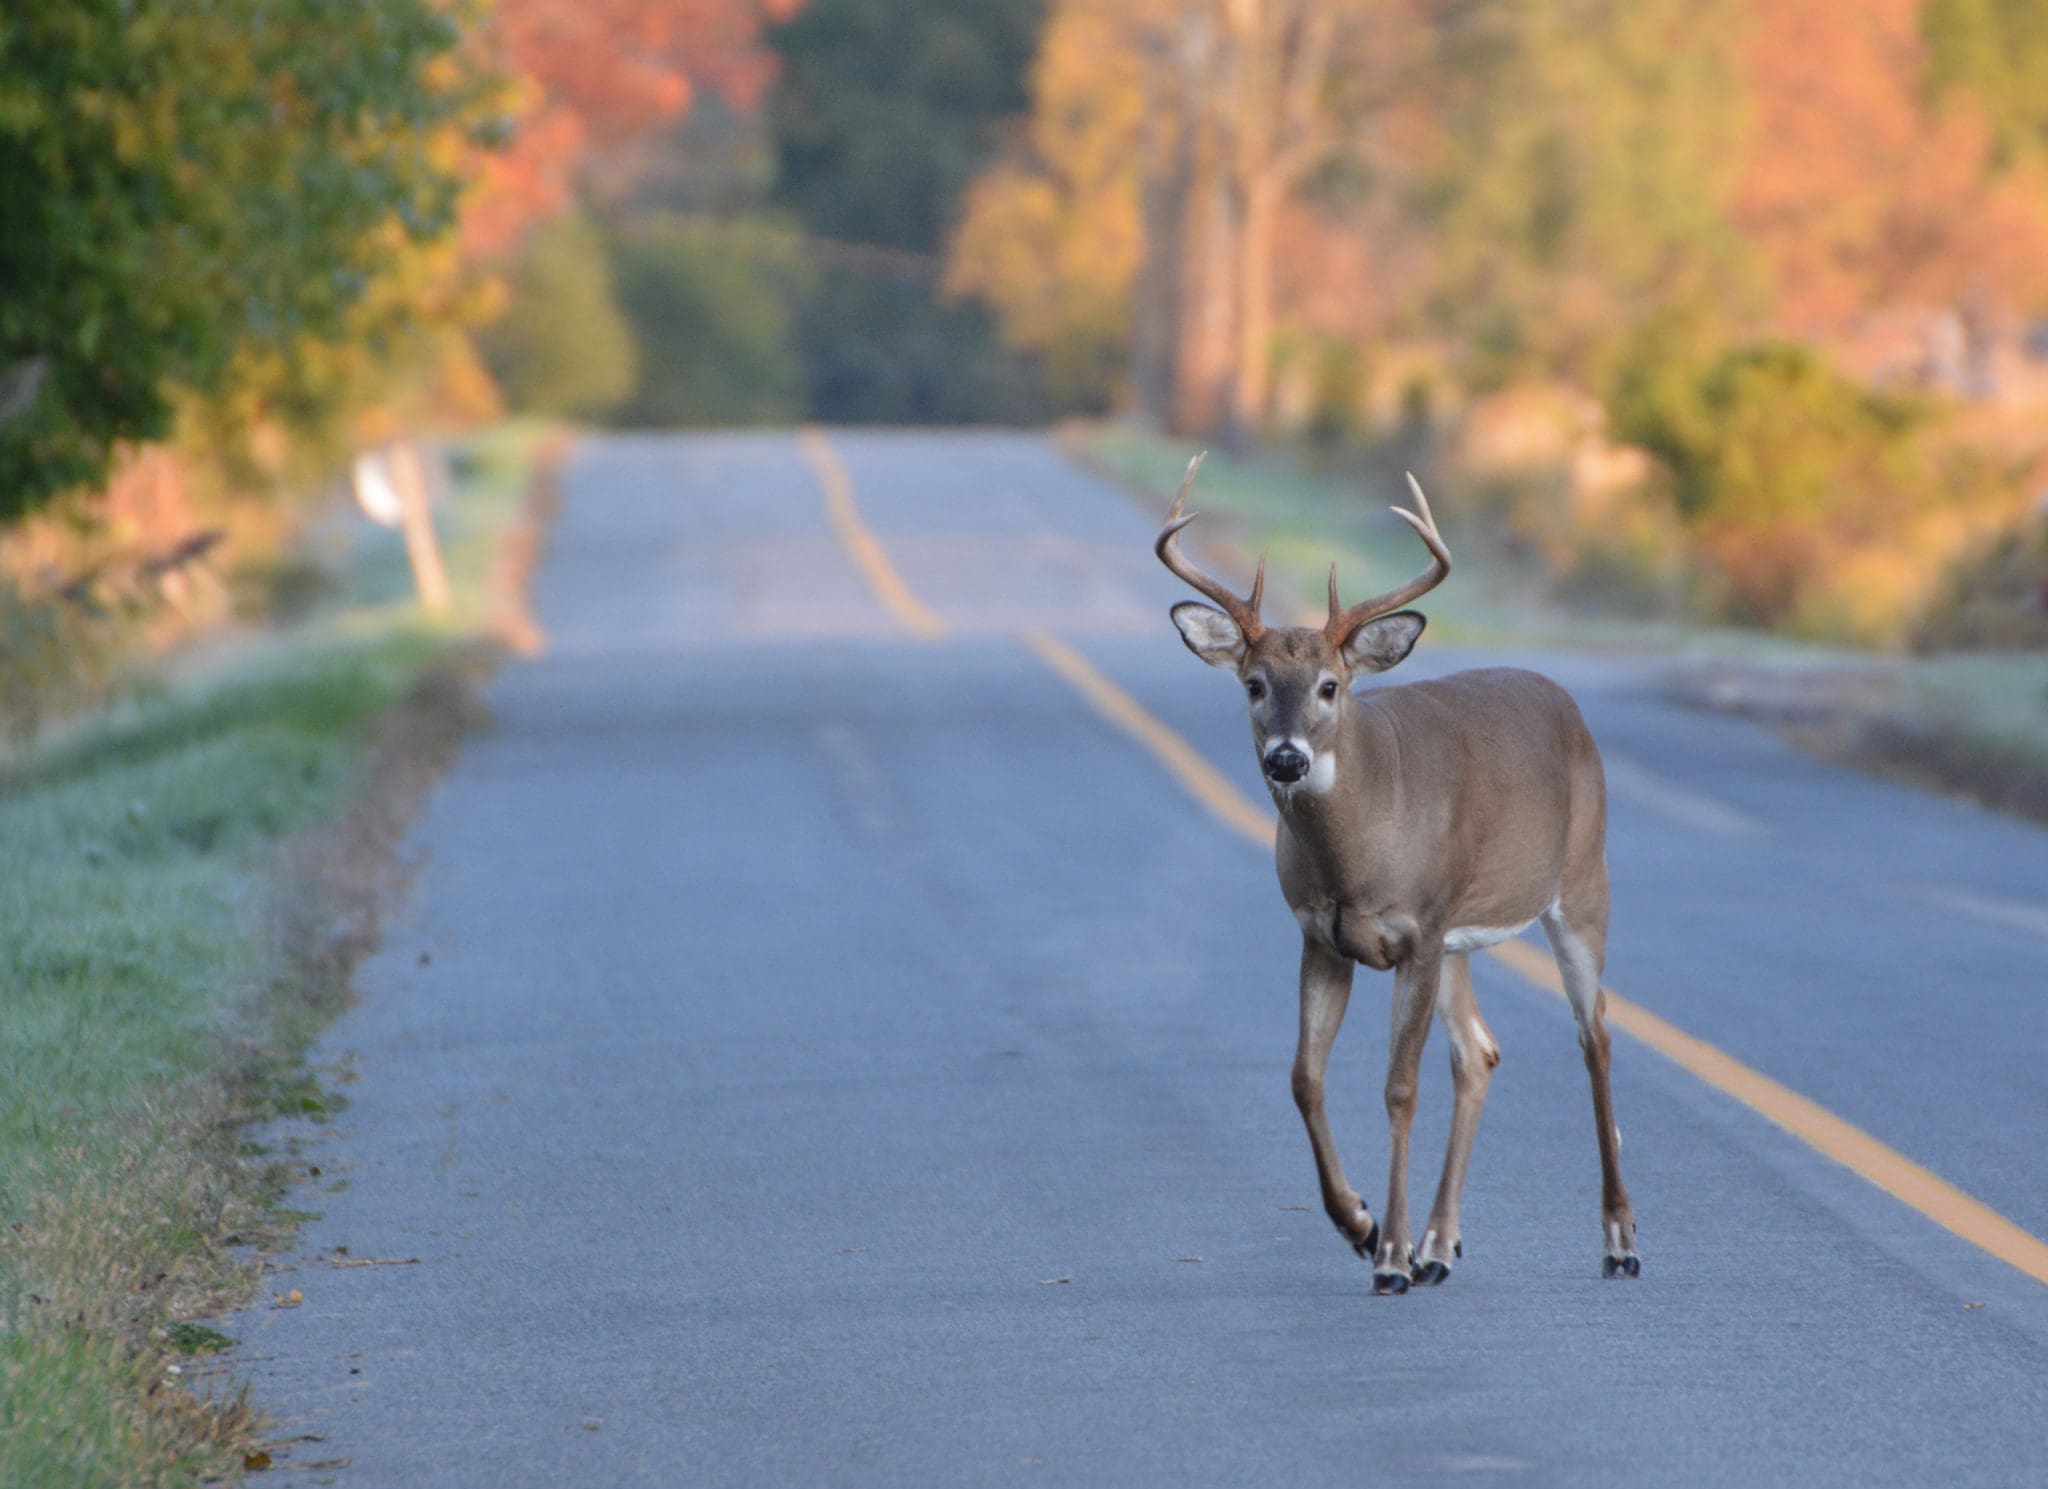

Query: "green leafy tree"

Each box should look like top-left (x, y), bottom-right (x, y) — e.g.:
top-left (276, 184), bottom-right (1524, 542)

top-left (1926, 0), bottom-right (2048, 162)
top-left (768, 0), bottom-right (1043, 253)
top-left (610, 216), bottom-right (810, 427)
top-left (765, 0), bottom-right (1048, 421)
top-left (795, 268), bottom-right (1046, 423)
top-left (0, 0), bottom-right (483, 522)
top-left (479, 215), bottom-right (639, 419)
top-left (1609, 339), bottom-right (1932, 625)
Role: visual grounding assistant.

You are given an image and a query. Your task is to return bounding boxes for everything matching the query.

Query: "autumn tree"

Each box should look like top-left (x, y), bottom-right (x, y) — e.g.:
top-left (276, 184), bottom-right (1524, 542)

top-left (951, 0), bottom-right (1411, 438)
top-left (1419, 0), bottom-right (1761, 392)
top-left (470, 0), bottom-right (808, 257)
top-left (946, 4), bottom-right (1146, 410)
top-left (1117, 0), bottom-right (1414, 440)
top-left (1206, 0), bottom-right (1415, 442)
top-left (0, 0), bottom-right (488, 522)
top-left (1737, 0), bottom-right (2048, 392)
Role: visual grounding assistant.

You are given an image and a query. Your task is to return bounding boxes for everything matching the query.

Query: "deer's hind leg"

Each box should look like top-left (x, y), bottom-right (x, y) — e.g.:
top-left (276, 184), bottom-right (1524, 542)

top-left (1412, 953), bottom-right (1499, 1285)
top-left (1539, 878), bottom-right (1640, 1278)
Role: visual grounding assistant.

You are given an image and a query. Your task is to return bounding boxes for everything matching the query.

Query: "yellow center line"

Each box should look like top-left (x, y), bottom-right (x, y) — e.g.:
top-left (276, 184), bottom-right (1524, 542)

top-left (805, 426), bottom-right (2048, 1289)
top-left (1485, 938), bottom-right (2048, 1285)
top-left (1022, 631), bottom-right (1276, 846)
top-left (799, 427), bottom-right (948, 640)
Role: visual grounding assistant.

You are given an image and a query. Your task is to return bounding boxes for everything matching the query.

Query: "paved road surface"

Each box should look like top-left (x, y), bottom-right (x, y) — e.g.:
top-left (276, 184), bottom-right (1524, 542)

top-left (234, 431), bottom-right (2048, 1486)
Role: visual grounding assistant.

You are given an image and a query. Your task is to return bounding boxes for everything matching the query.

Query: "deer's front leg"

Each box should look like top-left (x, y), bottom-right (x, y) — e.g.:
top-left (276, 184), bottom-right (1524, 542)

top-left (1373, 941), bottom-right (1442, 1295)
top-left (1292, 938), bottom-right (1378, 1262)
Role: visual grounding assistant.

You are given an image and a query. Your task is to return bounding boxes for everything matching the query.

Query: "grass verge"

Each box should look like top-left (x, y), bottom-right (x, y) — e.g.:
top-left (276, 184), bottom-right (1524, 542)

top-left (1068, 420), bottom-right (2048, 827)
top-left (0, 427), bottom-right (561, 1486)
top-left (1063, 420), bottom-right (1553, 645)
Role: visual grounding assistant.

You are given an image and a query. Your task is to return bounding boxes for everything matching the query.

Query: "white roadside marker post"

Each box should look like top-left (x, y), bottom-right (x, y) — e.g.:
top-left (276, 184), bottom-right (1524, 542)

top-left (353, 442), bottom-right (451, 615)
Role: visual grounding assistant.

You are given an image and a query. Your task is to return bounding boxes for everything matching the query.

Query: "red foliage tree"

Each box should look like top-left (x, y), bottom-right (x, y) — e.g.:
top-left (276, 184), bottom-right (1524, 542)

top-left (1736, 0), bottom-right (2048, 338)
top-left (465, 0), bottom-right (806, 257)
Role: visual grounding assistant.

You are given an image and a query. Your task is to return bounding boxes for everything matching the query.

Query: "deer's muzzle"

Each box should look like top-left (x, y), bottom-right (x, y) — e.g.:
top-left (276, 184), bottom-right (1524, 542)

top-left (1264, 741), bottom-right (1311, 784)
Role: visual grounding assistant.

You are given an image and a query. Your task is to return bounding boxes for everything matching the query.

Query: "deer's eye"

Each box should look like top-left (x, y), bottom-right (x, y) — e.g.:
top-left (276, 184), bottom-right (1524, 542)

top-left (1318, 679), bottom-right (1339, 701)
top-left (1246, 678), bottom-right (1266, 702)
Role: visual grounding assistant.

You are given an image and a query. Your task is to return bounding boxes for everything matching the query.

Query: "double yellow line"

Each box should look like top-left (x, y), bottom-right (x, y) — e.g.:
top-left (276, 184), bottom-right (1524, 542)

top-left (800, 428), bottom-right (2048, 1290)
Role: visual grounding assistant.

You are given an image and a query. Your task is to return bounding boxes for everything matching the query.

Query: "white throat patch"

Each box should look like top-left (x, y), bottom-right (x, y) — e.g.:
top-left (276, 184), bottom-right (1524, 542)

top-left (1300, 750), bottom-right (1336, 794)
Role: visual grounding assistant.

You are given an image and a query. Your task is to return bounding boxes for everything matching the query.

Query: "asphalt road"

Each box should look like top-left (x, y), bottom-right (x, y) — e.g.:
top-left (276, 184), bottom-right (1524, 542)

top-left (234, 430), bottom-right (2048, 1487)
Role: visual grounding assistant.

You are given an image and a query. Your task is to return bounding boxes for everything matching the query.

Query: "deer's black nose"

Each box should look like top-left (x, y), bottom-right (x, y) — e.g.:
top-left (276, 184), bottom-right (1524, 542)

top-left (1264, 744), bottom-right (1309, 783)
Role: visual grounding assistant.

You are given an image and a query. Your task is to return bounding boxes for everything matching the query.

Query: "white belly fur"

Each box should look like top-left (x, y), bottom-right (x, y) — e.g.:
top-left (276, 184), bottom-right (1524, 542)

top-left (1442, 917), bottom-right (1540, 954)
top-left (1294, 908), bottom-right (1547, 958)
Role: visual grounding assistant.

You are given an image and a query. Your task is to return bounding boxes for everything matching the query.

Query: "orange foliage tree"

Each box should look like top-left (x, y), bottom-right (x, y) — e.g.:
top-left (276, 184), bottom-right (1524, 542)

top-left (466, 0), bottom-right (807, 258)
top-left (1736, 0), bottom-right (2048, 346)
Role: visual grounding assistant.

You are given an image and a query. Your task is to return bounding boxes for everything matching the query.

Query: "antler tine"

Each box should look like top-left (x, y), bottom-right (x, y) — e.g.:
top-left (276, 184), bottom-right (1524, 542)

top-left (1154, 452), bottom-right (1266, 640)
top-left (1166, 450), bottom-right (1205, 522)
top-left (1324, 471), bottom-right (1453, 645)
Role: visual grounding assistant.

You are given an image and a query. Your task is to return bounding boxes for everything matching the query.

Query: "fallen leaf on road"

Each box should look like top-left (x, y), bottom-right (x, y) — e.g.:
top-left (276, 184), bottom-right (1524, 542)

top-left (1175, 1256), bottom-right (1204, 1264)
top-left (272, 1289), bottom-right (303, 1308)
top-left (1038, 1277), bottom-right (1071, 1286)
top-left (834, 1247), bottom-right (868, 1256)
top-left (1280, 1206), bottom-right (1311, 1212)
top-left (1964, 1302), bottom-right (1985, 1309)
top-left (244, 1450), bottom-right (273, 1471)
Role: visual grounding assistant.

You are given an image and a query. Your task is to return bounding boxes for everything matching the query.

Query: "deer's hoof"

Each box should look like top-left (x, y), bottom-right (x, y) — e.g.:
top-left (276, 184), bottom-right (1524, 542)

top-left (1372, 1270), bottom-right (1410, 1295)
top-left (1410, 1233), bottom-right (1458, 1283)
top-left (1349, 1218), bottom-right (1380, 1262)
top-left (1601, 1253), bottom-right (1642, 1279)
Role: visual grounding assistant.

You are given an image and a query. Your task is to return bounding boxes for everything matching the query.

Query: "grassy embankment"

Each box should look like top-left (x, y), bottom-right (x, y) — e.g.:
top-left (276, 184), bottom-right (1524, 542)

top-left (1071, 422), bottom-right (2048, 823)
top-left (0, 425), bottom-right (555, 1486)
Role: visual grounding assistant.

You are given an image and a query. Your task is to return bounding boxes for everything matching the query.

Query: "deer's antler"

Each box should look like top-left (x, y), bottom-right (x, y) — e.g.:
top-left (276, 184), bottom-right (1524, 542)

top-left (1324, 473), bottom-right (1451, 648)
top-left (1154, 453), bottom-right (1267, 643)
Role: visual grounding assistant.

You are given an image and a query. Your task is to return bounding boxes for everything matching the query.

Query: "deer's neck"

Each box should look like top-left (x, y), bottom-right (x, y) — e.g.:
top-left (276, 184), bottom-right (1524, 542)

top-left (1273, 700), bottom-right (1401, 878)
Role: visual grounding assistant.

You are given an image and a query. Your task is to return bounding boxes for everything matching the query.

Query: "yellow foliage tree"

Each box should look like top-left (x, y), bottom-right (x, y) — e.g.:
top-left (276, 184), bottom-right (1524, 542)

top-left (947, 4), bottom-right (1147, 412)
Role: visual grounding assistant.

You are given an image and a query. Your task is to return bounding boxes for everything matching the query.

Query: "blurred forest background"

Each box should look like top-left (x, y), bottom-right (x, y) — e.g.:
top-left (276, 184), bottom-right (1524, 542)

top-left (8, 0), bottom-right (2048, 738)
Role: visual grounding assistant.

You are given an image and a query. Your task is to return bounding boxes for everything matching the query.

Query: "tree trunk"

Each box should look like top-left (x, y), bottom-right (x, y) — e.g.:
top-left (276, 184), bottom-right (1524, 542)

top-left (1131, 43), bottom-right (1189, 429)
top-left (1169, 10), bottom-right (1236, 438)
top-left (1225, 170), bottom-right (1282, 450)
top-left (1174, 141), bottom-right (1237, 437)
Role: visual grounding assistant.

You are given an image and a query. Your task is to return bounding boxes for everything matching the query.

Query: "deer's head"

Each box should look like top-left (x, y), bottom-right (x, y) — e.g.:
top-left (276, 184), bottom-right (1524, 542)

top-left (1156, 456), bottom-right (1450, 793)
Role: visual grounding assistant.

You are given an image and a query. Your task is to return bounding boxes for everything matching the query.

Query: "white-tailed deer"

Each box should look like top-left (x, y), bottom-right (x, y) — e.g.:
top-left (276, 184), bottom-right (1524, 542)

top-left (1158, 455), bottom-right (1638, 1292)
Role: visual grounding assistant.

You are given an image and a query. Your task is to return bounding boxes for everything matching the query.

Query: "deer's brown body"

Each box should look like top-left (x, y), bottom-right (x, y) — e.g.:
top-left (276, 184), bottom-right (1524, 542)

top-left (1158, 458), bottom-right (1639, 1292)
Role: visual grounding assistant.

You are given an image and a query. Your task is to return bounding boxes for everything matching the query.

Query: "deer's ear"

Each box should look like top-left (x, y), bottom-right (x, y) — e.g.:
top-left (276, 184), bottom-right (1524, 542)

top-left (1342, 610), bottom-right (1426, 673)
top-left (1171, 602), bottom-right (1246, 668)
